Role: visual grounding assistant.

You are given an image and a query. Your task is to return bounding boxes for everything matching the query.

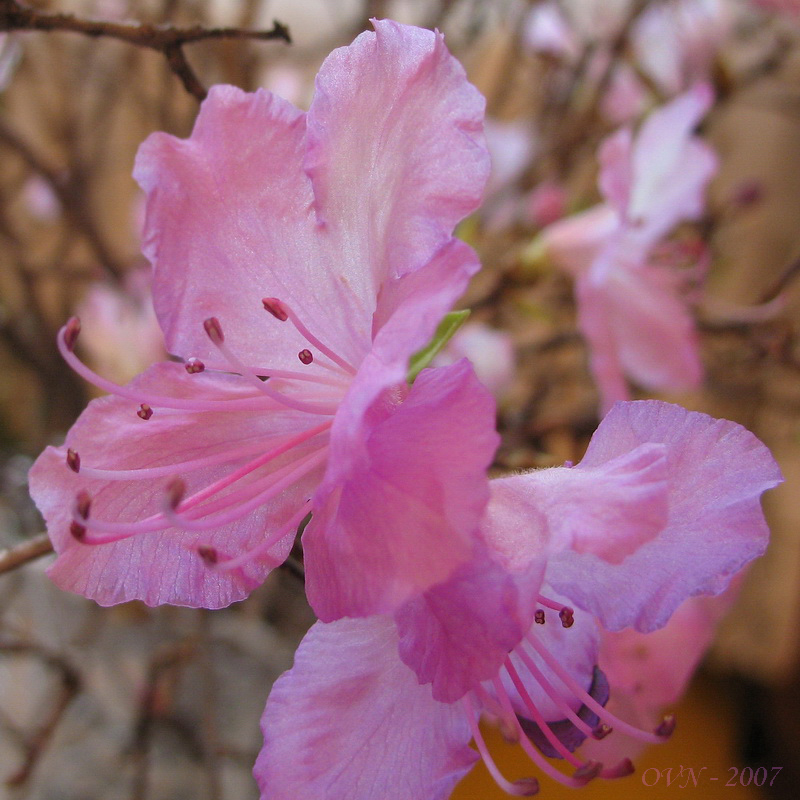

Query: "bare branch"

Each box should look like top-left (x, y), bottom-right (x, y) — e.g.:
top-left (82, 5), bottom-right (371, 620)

top-left (0, 534), bottom-right (53, 576)
top-left (0, 0), bottom-right (291, 101)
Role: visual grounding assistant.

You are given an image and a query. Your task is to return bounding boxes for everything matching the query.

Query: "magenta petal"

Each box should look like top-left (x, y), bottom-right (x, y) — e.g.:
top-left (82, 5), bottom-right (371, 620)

top-left (547, 401), bottom-right (783, 632)
top-left (491, 441), bottom-right (669, 565)
top-left (28, 362), bottom-right (325, 608)
top-left (254, 617), bottom-right (477, 800)
top-left (395, 540), bottom-right (544, 703)
top-left (134, 85), bottom-right (372, 370)
top-left (598, 127), bottom-right (634, 214)
top-left (306, 19), bottom-right (489, 283)
top-left (304, 360), bottom-right (499, 620)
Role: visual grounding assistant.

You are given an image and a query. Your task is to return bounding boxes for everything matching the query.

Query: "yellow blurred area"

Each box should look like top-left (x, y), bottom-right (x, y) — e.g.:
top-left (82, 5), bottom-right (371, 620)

top-left (454, 673), bottom-right (770, 800)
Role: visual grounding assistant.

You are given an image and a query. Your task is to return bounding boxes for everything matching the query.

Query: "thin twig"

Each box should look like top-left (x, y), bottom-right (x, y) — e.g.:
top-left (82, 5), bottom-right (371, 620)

top-left (0, 0), bottom-right (291, 101)
top-left (0, 534), bottom-right (54, 576)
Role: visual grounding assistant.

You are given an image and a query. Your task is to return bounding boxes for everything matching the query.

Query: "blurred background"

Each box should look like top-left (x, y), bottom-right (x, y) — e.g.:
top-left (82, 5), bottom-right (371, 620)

top-left (1, 0), bottom-right (800, 797)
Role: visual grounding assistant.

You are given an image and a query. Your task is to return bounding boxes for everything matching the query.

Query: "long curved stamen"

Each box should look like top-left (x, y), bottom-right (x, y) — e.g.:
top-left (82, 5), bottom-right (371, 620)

top-left (207, 502), bottom-right (311, 572)
top-left (202, 318), bottom-right (339, 416)
top-left (480, 682), bottom-right (600, 789)
top-left (462, 693), bottom-right (540, 797)
top-left (513, 645), bottom-right (596, 739)
top-left (58, 320), bottom-right (283, 414)
top-left (526, 633), bottom-right (674, 744)
top-left (71, 430), bottom-right (328, 482)
top-left (162, 449), bottom-right (325, 532)
top-left (262, 298), bottom-right (358, 375)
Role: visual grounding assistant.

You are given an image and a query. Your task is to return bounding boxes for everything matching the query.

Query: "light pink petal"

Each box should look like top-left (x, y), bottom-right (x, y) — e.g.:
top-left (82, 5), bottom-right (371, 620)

top-left (628, 83), bottom-right (715, 229)
top-left (304, 360), bottom-right (499, 620)
top-left (28, 362), bottom-right (325, 608)
top-left (254, 617), bottom-right (477, 800)
top-left (538, 204), bottom-right (619, 277)
top-left (395, 541), bottom-right (544, 703)
top-left (547, 401), bottom-right (783, 632)
top-left (574, 271), bottom-right (631, 413)
top-left (134, 85), bottom-right (372, 372)
top-left (305, 19), bottom-right (489, 285)
top-left (586, 258), bottom-right (704, 402)
top-left (491, 441), bottom-right (669, 565)
top-left (598, 127), bottom-right (634, 213)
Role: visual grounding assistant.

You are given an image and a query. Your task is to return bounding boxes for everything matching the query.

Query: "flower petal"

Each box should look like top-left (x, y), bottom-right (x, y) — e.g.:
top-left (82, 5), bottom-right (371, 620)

top-left (134, 85), bottom-right (373, 371)
top-left (547, 400), bottom-right (783, 632)
top-left (492, 441), bottom-right (669, 565)
top-left (254, 617), bottom-right (477, 800)
top-left (305, 19), bottom-right (489, 283)
top-left (28, 362), bottom-right (326, 608)
top-left (305, 360), bottom-right (499, 620)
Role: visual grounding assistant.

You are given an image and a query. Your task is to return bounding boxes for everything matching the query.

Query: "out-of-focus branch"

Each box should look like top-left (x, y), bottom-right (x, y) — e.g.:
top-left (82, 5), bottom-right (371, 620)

top-left (0, 534), bottom-right (53, 576)
top-left (0, 0), bottom-right (291, 101)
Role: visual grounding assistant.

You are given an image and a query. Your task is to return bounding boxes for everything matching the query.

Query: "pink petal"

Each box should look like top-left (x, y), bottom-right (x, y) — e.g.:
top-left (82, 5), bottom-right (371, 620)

top-left (28, 362), bottom-right (325, 608)
top-left (491, 441), bottom-right (669, 565)
top-left (304, 360), bottom-right (499, 620)
top-left (254, 617), bottom-right (477, 800)
top-left (547, 400), bottom-right (783, 632)
top-left (628, 83), bottom-right (715, 230)
top-left (305, 19), bottom-right (489, 284)
top-left (538, 204), bottom-right (619, 277)
top-left (134, 85), bottom-right (373, 372)
top-left (395, 541), bottom-right (544, 703)
top-left (598, 127), bottom-right (634, 213)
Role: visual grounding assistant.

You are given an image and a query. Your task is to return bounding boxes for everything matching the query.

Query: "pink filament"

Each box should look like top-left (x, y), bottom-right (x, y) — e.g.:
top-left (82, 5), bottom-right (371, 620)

top-left (279, 302), bottom-right (358, 375)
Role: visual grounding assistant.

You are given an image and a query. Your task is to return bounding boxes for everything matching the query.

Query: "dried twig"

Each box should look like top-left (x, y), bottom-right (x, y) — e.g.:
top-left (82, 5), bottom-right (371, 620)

top-left (0, 534), bottom-right (53, 576)
top-left (0, 0), bottom-right (291, 101)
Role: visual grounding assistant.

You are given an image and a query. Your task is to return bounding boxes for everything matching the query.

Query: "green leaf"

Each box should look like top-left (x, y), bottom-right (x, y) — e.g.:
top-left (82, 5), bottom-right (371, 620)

top-left (406, 309), bottom-right (470, 383)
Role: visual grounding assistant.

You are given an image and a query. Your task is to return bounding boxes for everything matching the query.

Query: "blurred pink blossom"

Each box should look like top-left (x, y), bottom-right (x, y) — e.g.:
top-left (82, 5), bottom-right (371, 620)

top-left (533, 85), bottom-right (718, 413)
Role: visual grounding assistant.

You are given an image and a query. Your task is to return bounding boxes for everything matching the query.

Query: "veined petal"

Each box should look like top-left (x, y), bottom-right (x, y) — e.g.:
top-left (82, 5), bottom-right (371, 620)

top-left (28, 362), bottom-right (326, 608)
top-left (305, 360), bottom-right (499, 620)
top-left (306, 19), bottom-right (489, 287)
top-left (491, 441), bottom-right (669, 565)
top-left (547, 401), bottom-right (783, 632)
top-left (134, 85), bottom-right (373, 370)
top-left (395, 540), bottom-right (543, 703)
top-left (254, 617), bottom-right (477, 800)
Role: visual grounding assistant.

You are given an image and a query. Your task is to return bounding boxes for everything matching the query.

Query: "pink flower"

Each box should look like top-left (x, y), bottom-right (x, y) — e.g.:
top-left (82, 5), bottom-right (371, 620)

top-left (255, 401), bottom-right (782, 798)
top-left (534, 85), bottom-right (717, 413)
top-left (28, 20), bottom-right (497, 618)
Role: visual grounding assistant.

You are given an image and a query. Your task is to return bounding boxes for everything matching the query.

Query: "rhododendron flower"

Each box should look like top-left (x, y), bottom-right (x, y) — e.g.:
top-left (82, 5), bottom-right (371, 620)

top-left (28, 20), bottom-right (497, 619)
top-left (256, 401), bottom-right (781, 799)
top-left (530, 85), bottom-right (717, 413)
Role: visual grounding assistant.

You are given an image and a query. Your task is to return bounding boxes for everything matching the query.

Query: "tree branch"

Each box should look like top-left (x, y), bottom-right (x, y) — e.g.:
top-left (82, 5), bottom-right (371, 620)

top-left (0, 534), bottom-right (53, 576)
top-left (0, 0), bottom-right (291, 101)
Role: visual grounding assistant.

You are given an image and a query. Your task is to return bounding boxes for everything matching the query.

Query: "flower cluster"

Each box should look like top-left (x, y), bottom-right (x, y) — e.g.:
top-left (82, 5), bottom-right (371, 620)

top-left (30, 19), bottom-right (782, 800)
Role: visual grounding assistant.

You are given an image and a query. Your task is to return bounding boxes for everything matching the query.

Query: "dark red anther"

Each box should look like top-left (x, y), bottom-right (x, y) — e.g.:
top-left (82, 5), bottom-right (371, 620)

top-left (185, 357), bottom-right (205, 374)
top-left (66, 448), bottom-right (81, 473)
top-left (75, 490), bottom-right (91, 520)
top-left (137, 404), bottom-right (153, 420)
top-left (69, 520), bottom-right (86, 541)
top-left (203, 317), bottom-right (224, 344)
top-left (534, 610), bottom-right (546, 625)
top-left (573, 761), bottom-right (602, 783)
top-left (559, 606), bottom-right (574, 628)
top-left (197, 545), bottom-right (218, 565)
top-left (166, 478), bottom-right (186, 510)
top-left (655, 714), bottom-right (676, 738)
top-left (592, 723), bottom-right (613, 740)
top-left (605, 758), bottom-right (635, 779)
top-left (298, 349), bottom-right (313, 365)
top-left (510, 778), bottom-right (539, 796)
top-left (262, 297), bottom-right (288, 321)
top-left (64, 317), bottom-right (81, 351)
